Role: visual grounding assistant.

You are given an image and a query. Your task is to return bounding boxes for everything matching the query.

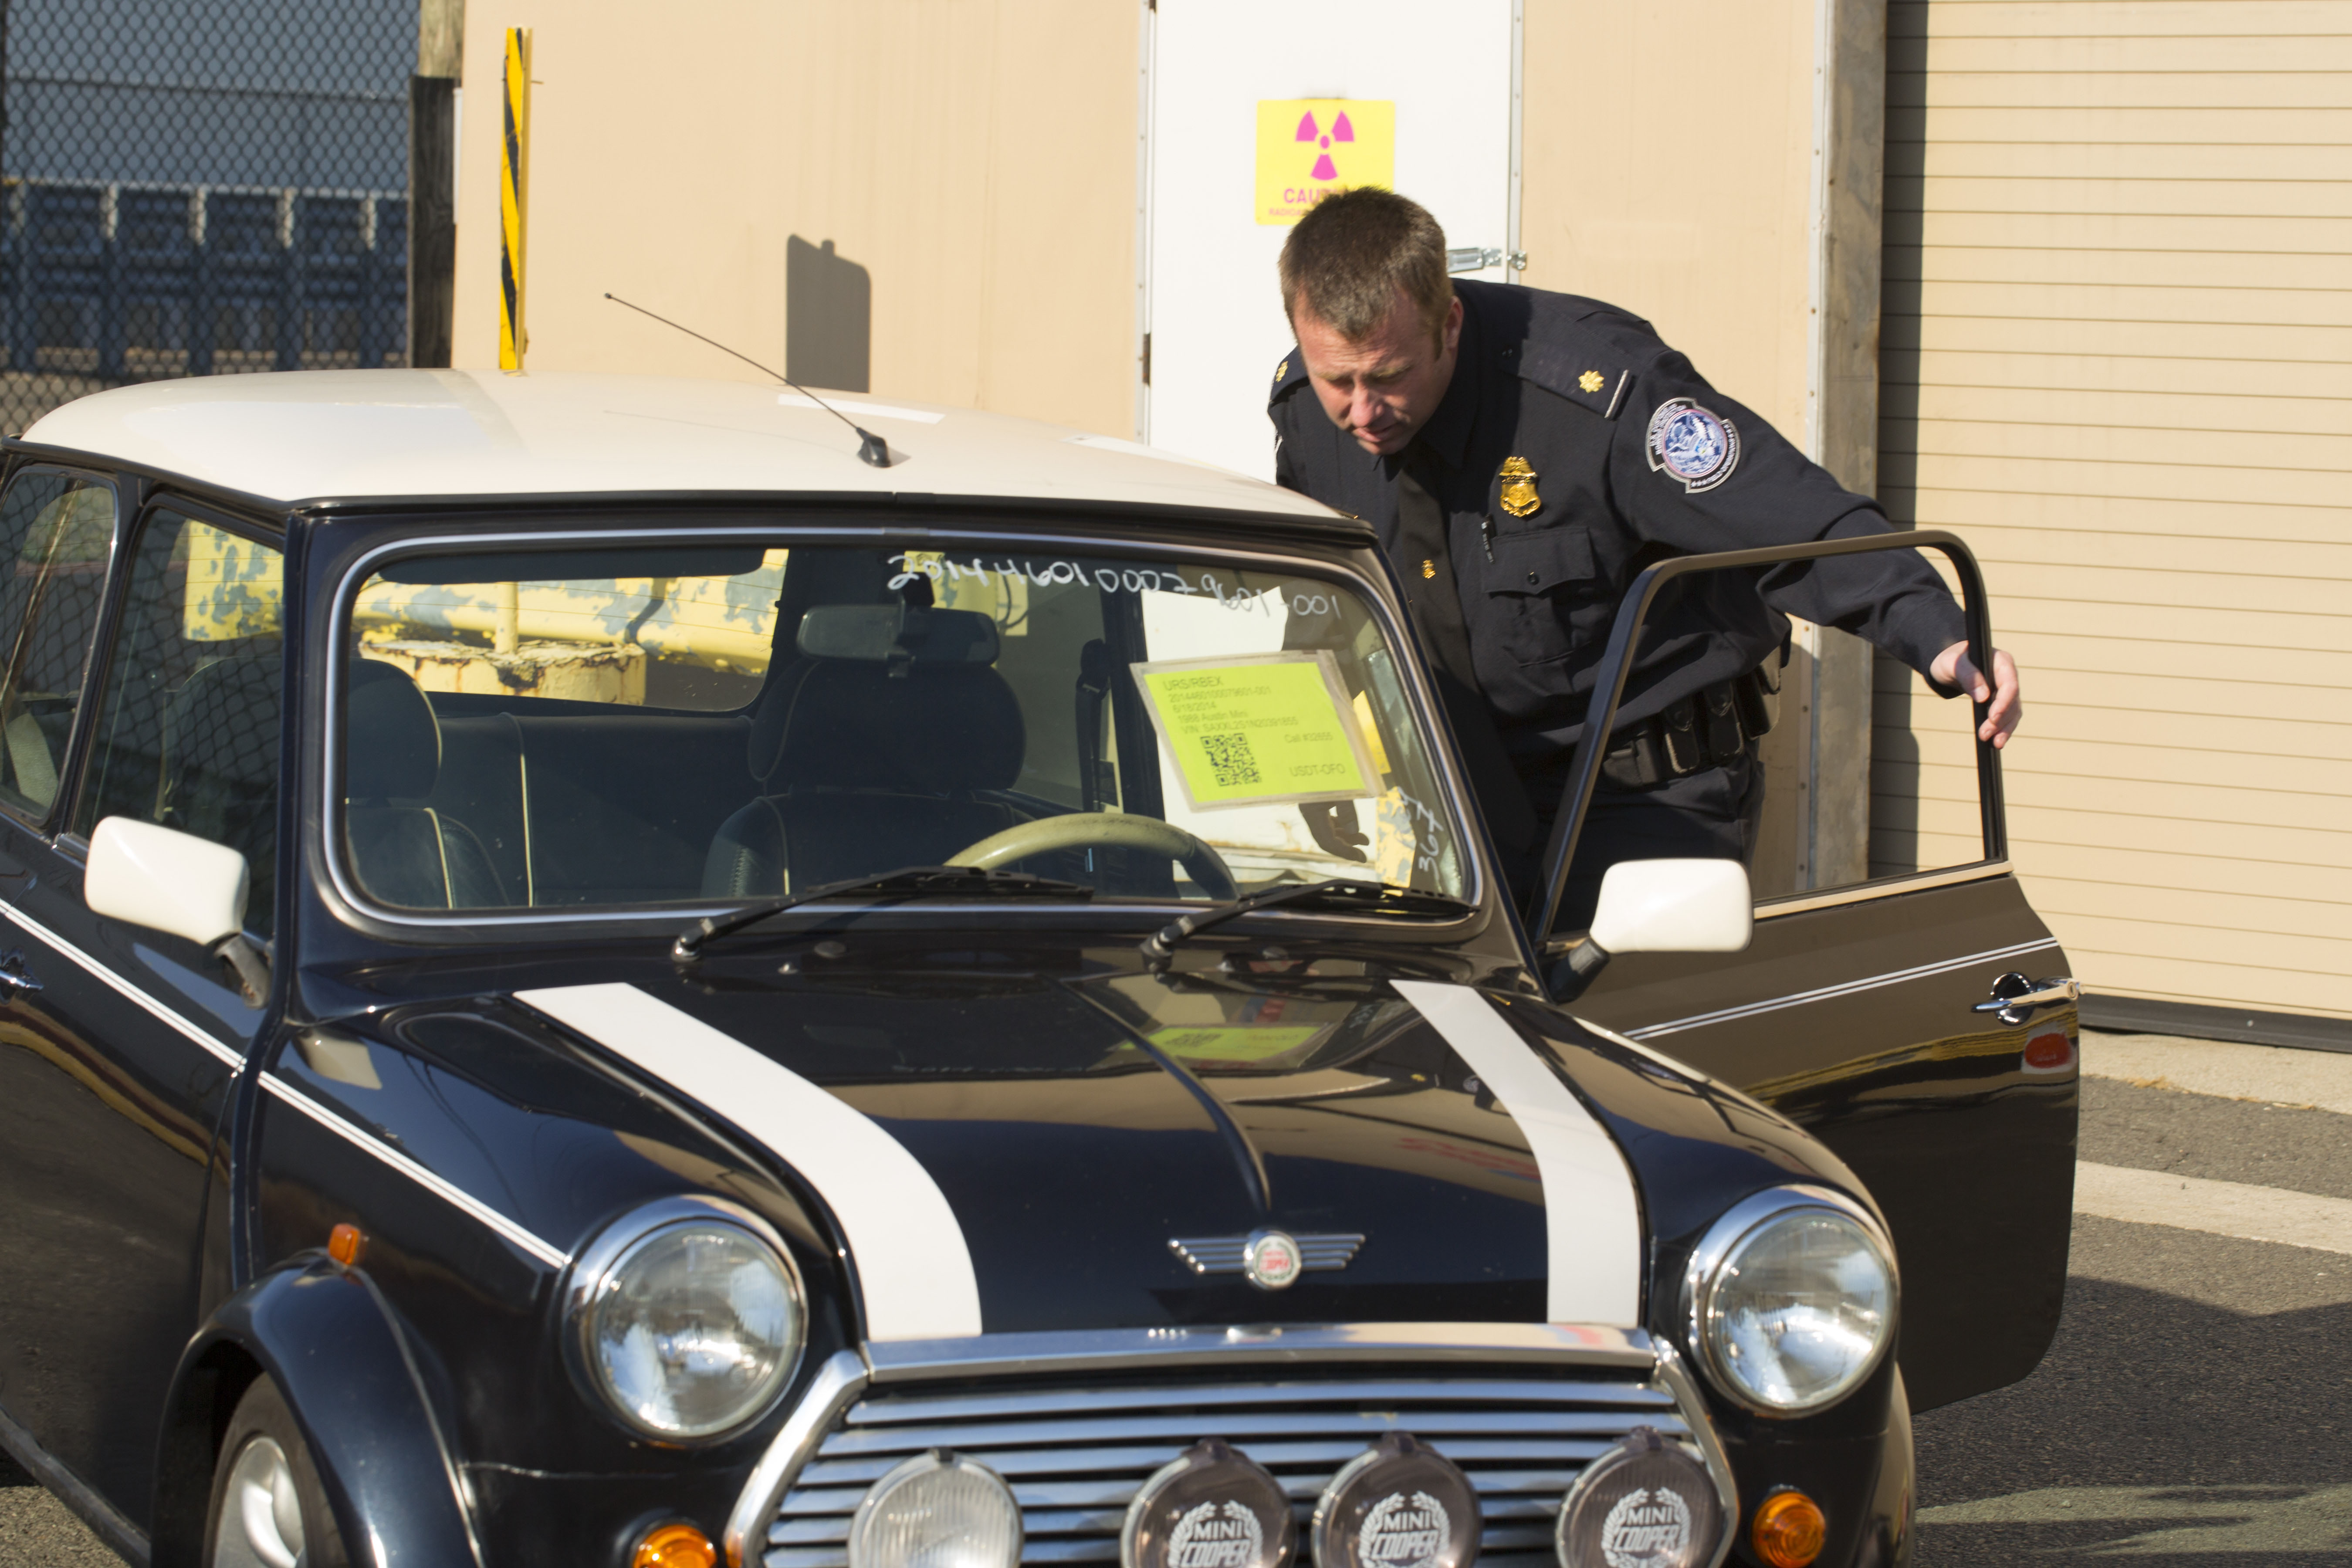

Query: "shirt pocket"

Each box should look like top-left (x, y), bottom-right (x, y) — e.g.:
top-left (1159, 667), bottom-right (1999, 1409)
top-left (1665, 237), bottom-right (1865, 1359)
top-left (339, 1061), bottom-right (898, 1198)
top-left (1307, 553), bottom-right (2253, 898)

top-left (1479, 526), bottom-right (1602, 666)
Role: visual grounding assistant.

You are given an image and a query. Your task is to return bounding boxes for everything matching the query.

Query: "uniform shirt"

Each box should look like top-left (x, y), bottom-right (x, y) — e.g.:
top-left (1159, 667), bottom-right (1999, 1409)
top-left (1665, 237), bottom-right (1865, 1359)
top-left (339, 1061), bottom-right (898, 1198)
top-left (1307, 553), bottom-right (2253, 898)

top-left (1269, 280), bottom-right (1965, 796)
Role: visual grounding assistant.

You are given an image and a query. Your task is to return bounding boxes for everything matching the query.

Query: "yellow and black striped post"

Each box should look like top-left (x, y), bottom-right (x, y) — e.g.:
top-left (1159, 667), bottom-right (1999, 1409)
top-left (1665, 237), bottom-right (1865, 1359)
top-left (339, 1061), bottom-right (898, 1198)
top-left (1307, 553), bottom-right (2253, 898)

top-left (498, 27), bottom-right (532, 372)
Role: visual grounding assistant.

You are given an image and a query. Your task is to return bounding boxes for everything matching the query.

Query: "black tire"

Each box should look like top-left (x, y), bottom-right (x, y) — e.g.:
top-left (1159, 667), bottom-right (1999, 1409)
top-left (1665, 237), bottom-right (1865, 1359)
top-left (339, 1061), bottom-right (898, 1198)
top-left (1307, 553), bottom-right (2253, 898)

top-left (203, 1376), bottom-right (350, 1568)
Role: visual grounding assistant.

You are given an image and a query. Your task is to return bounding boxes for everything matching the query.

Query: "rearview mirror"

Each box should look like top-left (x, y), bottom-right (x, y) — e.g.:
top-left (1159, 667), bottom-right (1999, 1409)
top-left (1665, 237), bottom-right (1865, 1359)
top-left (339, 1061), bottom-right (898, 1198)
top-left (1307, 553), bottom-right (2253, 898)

top-left (1550, 858), bottom-right (1752, 1002)
top-left (796, 604), bottom-right (1000, 666)
top-left (86, 817), bottom-right (248, 946)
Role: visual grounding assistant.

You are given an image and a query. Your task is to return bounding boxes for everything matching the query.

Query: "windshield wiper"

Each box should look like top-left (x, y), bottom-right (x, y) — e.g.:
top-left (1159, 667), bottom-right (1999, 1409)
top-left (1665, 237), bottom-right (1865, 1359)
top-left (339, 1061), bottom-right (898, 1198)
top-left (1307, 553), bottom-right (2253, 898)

top-left (675, 866), bottom-right (1094, 961)
top-left (1140, 878), bottom-right (1474, 971)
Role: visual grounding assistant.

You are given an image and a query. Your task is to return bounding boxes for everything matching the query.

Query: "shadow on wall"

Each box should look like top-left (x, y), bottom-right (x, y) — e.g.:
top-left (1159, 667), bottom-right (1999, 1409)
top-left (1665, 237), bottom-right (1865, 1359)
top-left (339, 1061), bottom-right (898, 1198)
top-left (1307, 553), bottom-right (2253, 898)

top-left (787, 237), bottom-right (871, 393)
top-left (1871, 187), bottom-right (1926, 881)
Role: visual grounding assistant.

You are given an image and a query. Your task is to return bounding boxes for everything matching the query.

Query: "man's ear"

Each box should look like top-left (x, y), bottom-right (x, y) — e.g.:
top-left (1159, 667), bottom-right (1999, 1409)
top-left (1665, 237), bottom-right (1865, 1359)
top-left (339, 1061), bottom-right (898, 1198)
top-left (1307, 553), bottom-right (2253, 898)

top-left (1437, 294), bottom-right (1465, 356)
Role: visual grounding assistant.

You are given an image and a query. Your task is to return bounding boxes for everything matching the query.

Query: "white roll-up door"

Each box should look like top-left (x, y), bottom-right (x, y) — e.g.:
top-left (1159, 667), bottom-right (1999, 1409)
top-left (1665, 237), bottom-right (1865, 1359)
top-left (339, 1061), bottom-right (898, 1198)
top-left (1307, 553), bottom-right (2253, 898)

top-left (1878, 0), bottom-right (2352, 1024)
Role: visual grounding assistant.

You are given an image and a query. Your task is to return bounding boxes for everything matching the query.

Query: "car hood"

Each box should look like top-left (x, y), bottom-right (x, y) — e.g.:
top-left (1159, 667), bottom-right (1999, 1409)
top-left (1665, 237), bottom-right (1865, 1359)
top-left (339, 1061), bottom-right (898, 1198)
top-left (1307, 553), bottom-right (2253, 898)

top-left (514, 962), bottom-right (1642, 1340)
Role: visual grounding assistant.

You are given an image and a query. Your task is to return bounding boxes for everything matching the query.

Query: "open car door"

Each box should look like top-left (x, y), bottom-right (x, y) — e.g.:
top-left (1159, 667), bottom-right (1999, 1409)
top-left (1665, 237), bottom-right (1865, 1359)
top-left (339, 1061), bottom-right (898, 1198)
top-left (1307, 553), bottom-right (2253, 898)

top-left (1534, 532), bottom-right (2076, 1413)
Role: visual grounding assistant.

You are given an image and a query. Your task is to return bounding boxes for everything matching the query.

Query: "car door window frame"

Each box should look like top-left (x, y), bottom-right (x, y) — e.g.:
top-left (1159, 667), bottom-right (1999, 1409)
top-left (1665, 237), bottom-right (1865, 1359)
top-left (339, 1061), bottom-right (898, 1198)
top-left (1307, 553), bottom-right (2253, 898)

top-left (0, 461), bottom-right (136, 834)
top-left (1531, 529), bottom-right (2006, 953)
top-left (51, 494), bottom-right (288, 903)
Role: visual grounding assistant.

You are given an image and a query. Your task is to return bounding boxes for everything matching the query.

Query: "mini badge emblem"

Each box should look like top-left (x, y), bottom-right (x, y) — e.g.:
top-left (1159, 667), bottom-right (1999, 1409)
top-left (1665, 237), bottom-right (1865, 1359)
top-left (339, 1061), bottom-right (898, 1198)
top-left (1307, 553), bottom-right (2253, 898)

top-left (1644, 398), bottom-right (1740, 494)
top-left (1274, 358), bottom-right (1289, 383)
top-left (1420, 559), bottom-right (1437, 579)
top-left (1313, 1433), bottom-right (1481, 1568)
top-left (1498, 456), bottom-right (1540, 518)
top-left (1578, 369), bottom-right (1605, 394)
top-left (1122, 1438), bottom-right (1293, 1568)
top-left (1170, 1232), bottom-right (1362, 1286)
top-left (1244, 1230), bottom-right (1302, 1289)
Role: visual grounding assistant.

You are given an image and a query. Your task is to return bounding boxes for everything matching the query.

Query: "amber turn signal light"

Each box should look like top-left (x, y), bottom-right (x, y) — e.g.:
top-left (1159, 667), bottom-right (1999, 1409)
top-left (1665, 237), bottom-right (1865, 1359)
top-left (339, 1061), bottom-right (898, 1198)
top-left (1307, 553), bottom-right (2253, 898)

top-left (1752, 1489), bottom-right (1827, 1568)
top-left (327, 1224), bottom-right (365, 1267)
top-left (633, 1522), bottom-right (717, 1568)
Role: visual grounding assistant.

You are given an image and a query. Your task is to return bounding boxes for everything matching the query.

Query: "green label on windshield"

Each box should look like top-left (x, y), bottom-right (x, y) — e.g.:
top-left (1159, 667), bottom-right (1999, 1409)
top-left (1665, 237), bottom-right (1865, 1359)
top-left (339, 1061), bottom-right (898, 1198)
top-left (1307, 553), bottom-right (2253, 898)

top-left (1133, 651), bottom-right (1377, 809)
top-left (1151, 1024), bottom-right (1326, 1064)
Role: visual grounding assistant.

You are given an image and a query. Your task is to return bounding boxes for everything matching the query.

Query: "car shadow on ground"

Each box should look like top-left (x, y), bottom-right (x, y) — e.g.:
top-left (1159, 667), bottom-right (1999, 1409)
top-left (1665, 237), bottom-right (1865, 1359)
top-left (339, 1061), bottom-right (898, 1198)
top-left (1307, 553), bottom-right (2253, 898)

top-left (1914, 1256), bottom-right (2352, 1564)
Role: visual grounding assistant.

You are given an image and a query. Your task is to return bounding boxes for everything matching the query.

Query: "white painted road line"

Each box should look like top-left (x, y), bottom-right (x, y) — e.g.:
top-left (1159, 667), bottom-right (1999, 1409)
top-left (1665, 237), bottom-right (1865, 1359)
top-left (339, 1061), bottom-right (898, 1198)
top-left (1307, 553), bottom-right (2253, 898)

top-left (2084, 1031), bottom-right (2352, 1116)
top-left (1920, 1483), bottom-right (2352, 1554)
top-left (2075, 1160), bottom-right (2352, 1256)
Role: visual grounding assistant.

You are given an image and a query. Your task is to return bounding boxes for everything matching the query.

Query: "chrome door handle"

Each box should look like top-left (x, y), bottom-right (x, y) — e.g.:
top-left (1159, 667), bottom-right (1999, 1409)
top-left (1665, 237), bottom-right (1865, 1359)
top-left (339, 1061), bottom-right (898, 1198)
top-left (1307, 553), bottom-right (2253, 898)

top-left (0, 949), bottom-right (43, 997)
top-left (1973, 971), bottom-right (2077, 1027)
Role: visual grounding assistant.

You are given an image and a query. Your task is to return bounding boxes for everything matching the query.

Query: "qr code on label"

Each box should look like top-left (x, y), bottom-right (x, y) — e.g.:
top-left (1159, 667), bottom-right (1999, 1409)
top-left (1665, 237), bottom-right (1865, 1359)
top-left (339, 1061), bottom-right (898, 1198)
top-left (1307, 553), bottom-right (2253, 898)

top-left (1201, 732), bottom-right (1261, 787)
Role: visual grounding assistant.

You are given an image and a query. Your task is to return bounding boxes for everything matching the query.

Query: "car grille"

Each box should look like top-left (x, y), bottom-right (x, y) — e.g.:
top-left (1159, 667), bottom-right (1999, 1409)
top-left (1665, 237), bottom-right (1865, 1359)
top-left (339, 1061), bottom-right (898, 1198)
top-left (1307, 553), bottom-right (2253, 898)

top-left (761, 1368), bottom-right (1684, 1568)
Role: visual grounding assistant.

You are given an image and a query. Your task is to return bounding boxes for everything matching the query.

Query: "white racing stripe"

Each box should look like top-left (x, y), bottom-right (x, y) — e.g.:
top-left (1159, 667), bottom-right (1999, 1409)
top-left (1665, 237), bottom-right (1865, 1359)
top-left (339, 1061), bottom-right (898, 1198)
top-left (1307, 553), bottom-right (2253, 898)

top-left (1393, 981), bottom-right (1642, 1327)
top-left (2074, 1160), bottom-right (2352, 1257)
top-left (518, 982), bottom-right (984, 1341)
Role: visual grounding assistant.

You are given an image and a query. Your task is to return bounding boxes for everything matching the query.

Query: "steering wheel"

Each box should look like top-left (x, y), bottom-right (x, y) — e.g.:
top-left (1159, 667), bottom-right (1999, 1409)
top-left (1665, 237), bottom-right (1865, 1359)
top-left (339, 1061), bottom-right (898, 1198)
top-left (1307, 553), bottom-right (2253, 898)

top-left (949, 815), bottom-right (1238, 901)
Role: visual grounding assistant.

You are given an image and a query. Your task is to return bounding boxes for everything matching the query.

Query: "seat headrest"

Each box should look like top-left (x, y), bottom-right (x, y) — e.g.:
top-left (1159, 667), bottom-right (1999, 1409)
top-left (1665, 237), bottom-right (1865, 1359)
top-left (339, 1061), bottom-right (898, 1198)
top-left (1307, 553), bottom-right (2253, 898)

top-left (748, 660), bottom-right (1024, 792)
top-left (347, 659), bottom-right (442, 799)
top-left (162, 652), bottom-right (283, 808)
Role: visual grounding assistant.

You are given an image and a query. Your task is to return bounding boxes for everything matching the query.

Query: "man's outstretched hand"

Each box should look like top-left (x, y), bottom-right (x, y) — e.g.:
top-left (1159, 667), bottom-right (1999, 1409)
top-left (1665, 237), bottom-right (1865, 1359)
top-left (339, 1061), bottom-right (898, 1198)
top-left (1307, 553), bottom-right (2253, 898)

top-left (1930, 640), bottom-right (2023, 748)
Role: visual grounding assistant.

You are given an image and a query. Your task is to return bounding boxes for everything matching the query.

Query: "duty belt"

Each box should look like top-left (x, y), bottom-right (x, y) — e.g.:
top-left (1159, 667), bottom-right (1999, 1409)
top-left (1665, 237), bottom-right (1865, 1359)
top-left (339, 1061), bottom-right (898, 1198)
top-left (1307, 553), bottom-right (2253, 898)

top-left (1599, 664), bottom-right (1780, 791)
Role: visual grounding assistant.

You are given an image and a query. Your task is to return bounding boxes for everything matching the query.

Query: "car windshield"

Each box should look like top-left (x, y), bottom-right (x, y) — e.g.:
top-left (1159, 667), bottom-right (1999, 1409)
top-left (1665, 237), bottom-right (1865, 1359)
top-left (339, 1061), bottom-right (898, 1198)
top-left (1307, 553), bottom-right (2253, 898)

top-left (337, 536), bottom-right (1469, 913)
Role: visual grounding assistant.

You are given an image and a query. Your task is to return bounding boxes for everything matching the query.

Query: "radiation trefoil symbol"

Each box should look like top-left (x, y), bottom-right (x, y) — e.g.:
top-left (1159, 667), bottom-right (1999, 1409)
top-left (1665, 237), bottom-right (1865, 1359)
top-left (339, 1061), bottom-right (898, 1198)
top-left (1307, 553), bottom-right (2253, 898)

top-left (1295, 109), bottom-right (1356, 182)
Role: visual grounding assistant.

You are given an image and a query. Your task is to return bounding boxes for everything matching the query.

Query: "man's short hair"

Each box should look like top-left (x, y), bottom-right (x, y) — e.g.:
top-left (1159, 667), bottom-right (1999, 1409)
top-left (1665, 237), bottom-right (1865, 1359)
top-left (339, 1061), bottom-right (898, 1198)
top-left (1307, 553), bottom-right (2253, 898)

top-left (1279, 188), bottom-right (1452, 348)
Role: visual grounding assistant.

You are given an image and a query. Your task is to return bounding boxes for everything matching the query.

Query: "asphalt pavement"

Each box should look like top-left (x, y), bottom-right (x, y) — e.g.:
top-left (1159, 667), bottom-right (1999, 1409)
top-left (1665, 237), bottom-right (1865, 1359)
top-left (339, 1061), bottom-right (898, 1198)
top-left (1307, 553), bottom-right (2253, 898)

top-left (6, 1029), bottom-right (2349, 1566)
top-left (1916, 1031), bottom-right (2352, 1564)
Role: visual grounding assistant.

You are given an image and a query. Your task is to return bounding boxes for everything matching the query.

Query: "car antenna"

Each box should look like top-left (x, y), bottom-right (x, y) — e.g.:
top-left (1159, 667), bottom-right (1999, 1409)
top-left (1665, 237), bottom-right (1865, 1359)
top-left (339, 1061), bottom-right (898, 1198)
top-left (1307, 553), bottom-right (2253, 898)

top-left (603, 292), bottom-right (893, 468)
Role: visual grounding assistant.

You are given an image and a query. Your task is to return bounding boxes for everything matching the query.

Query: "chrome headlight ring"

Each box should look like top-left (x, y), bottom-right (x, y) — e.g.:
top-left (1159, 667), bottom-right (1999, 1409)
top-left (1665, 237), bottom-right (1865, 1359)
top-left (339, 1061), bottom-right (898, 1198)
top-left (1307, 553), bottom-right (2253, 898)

top-left (1679, 1184), bottom-right (1899, 1418)
top-left (561, 1194), bottom-right (808, 1444)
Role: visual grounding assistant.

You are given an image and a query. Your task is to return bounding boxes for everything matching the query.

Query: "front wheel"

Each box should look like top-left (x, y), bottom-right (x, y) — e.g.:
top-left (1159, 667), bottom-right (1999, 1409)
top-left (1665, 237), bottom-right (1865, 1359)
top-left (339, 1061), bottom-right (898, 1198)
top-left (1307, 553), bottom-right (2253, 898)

top-left (206, 1376), bottom-right (349, 1568)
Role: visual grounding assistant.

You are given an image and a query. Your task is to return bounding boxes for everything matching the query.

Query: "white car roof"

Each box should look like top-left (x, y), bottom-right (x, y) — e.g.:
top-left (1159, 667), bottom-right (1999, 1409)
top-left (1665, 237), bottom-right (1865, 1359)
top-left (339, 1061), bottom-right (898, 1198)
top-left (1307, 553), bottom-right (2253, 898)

top-left (19, 369), bottom-right (1340, 521)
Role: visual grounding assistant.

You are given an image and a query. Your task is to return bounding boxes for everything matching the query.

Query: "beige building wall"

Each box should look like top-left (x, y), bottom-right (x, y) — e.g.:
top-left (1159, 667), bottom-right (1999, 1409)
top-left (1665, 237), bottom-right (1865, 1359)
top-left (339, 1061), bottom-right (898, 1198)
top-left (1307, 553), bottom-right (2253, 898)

top-left (451, 1), bottom-right (1140, 436)
top-left (1520, 0), bottom-right (1822, 444)
top-left (1877, 0), bottom-right (2352, 1021)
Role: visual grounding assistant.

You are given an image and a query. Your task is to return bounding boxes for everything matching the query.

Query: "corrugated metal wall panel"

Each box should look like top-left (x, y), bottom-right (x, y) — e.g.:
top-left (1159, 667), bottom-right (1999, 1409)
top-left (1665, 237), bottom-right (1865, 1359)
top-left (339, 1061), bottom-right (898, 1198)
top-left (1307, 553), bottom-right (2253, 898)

top-left (1879, 0), bottom-right (2352, 1022)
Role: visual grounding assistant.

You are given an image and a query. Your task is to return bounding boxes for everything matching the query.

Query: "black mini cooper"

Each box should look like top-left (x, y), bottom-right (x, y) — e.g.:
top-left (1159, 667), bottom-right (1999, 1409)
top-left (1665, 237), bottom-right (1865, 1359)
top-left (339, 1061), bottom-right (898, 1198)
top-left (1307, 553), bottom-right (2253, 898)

top-left (0, 371), bottom-right (2074, 1568)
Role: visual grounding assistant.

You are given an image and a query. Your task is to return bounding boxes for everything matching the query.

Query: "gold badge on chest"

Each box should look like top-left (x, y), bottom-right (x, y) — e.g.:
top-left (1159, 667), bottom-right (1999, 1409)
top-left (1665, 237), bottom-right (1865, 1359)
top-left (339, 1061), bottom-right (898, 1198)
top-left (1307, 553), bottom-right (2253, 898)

top-left (1498, 456), bottom-right (1541, 518)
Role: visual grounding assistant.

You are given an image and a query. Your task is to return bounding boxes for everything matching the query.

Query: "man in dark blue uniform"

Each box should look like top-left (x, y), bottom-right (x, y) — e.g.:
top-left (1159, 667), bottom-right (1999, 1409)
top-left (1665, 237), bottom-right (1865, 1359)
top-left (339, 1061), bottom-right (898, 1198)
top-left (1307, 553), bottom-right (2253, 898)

top-left (1267, 189), bottom-right (2021, 928)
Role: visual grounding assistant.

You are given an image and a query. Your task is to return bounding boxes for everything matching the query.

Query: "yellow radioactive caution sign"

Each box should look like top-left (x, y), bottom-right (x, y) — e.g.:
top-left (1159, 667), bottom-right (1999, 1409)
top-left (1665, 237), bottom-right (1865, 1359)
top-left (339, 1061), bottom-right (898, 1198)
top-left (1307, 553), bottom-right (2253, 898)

top-left (1255, 99), bottom-right (1394, 226)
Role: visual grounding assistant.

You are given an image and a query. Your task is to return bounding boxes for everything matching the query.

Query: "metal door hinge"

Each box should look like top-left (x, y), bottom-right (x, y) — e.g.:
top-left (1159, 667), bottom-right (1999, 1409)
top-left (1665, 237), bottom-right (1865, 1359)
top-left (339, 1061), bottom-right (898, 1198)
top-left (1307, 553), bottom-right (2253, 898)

top-left (1445, 247), bottom-right (1529, 274)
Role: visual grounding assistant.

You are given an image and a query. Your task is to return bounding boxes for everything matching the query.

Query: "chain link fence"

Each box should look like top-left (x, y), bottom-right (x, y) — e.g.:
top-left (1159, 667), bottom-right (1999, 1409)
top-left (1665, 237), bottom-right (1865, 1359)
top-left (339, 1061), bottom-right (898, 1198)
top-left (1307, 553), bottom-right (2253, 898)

top-left (2, 0), bottom-right (417, 436)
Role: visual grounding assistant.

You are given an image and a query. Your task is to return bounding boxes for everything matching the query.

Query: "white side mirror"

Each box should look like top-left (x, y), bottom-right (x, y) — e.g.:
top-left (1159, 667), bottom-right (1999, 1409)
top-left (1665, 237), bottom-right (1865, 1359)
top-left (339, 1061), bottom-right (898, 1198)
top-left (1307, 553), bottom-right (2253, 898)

top-left (1588, 858), bottom-right (1753, 955)
top-left (1550, 858), bottom-right (1753, 1003)
top-left (85, 816), bottom-right (249, 947)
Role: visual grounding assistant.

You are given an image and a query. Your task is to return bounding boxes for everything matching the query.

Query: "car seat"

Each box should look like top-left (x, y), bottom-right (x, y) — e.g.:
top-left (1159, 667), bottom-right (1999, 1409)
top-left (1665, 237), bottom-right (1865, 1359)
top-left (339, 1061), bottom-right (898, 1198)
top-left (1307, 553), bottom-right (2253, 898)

top-left (700, 649), bottom-right (1027, 897)
top-left (157, 653), bottom-right (283, 912)
top-left (344, 659), bottom-right (508, 908)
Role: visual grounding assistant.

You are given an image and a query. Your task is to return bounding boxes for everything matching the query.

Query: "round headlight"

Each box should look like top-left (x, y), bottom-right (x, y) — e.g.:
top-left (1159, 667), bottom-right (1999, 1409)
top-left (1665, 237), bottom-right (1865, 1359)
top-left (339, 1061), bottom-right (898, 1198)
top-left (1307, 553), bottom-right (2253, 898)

top-left (1685, 1187), bottom-right (1895, 1415)
top-left (848, 1451), bottom-right (1023, 1568)
top-left (566, 1198), bottom-right (805, 1442)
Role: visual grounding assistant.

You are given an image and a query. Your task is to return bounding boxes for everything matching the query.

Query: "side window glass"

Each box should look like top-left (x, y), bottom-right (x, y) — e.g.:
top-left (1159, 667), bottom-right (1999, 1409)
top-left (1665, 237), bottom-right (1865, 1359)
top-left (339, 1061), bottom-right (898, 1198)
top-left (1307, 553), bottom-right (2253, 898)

top-left (1749, 614), bottom-right (1987, 900)
top-left (74, 511), bottom-right (284, 936)
top-left (0, 473), bottom-right (116, 818)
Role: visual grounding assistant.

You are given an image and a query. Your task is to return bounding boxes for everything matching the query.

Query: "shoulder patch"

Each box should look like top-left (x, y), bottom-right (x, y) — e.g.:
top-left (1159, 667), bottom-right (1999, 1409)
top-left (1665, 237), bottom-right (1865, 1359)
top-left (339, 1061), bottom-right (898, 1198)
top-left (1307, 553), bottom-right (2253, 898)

top-left (1644, 398), bottom-right (1740, 493)
top-left (1269, 347), bottom-right (1310, 408)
